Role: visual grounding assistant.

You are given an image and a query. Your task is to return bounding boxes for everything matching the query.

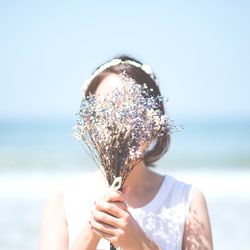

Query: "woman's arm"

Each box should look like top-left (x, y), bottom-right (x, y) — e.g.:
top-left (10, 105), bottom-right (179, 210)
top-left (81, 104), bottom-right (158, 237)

top-left (39, 189), bottom-right (100, 250)
top-left (182, 188), bottom-right (213, 250)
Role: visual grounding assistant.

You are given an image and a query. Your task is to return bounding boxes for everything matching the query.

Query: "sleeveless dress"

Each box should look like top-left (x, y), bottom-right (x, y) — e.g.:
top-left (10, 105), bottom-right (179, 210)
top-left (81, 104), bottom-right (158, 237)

top-left (63, 172), bottom-right (194, 250)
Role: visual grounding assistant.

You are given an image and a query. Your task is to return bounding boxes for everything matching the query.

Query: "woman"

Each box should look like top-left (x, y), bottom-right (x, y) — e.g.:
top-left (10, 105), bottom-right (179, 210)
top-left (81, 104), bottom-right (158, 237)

top-left (39, 55), bottom-right (213, 250)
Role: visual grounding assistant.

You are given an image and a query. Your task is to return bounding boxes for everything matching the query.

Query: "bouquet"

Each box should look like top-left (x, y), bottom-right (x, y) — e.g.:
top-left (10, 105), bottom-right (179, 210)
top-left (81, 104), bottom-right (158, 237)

top-left (74, 73), bottom-right (180, 249)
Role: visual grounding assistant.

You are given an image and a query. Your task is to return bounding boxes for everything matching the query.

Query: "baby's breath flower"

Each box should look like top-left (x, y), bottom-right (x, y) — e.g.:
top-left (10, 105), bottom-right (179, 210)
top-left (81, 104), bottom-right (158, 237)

top-left (74, 72), bottom-right (181, 187)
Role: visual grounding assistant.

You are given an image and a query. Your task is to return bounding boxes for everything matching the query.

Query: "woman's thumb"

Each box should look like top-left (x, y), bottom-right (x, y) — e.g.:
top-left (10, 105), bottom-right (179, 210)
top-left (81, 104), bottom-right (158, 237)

top-left (122, 186), bottom-right (130, 195)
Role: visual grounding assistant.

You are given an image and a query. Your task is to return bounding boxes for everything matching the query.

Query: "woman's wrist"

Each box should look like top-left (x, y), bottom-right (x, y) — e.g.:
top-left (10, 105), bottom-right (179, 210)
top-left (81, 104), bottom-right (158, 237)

top-left (142, 237), bottom-right (161, 250)
top-left (125, 228), bottom-right (160, 250)
top-left (70, 224), bottom-right (101, 250)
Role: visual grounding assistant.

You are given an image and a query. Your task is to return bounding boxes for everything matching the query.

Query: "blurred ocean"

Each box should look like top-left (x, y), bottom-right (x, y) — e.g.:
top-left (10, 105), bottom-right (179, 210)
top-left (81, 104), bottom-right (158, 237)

top-left (0, 118), bottom-right (250, 250)
top-left (1, 118), bottom-right (250, 172)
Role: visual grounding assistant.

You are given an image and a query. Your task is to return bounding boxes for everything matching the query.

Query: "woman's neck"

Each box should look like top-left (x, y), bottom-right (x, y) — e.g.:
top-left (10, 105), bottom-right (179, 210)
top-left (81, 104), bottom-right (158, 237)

top-left (95, 161), bottom-right (164, 208)
top-left (124, 161), bottom-right (153, 190)
top-left (123, 161), bottom-right (164, 208)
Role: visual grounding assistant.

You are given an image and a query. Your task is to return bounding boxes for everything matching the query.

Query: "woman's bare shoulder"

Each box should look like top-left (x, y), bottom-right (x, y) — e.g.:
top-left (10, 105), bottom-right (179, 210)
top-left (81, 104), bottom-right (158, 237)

top-left (44, 186), bottom-right (65, 212)
top-left (183, 187), bottom-right (213, 250)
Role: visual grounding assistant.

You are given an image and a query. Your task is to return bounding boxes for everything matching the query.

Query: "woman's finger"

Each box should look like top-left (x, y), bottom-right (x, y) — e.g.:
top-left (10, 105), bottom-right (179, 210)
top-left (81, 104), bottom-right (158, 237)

top-left (104, 189), bottom-right (125, 202)
top-left (90, 217), bottom-right (117, 236)
top-left (92, 210), bottom-right (122, 228)
top-left (95, 199), bottom-right (127, 218)
top-left (122, 186), bottom-right (129, 195)
top-left (91, 227), bottom-right (117, 245)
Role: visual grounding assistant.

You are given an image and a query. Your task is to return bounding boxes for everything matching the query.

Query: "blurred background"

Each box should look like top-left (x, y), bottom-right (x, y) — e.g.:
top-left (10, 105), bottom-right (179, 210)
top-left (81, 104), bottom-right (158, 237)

top-left (0, 1), bottom-right (249, 249)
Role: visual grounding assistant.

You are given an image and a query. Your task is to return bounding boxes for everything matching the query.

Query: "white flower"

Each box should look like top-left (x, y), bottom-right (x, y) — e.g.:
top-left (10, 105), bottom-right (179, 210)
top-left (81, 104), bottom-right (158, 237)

top-left (141, 64), bottom-right (152, 75)
top-left (81, 59), bottom-right (156, 95)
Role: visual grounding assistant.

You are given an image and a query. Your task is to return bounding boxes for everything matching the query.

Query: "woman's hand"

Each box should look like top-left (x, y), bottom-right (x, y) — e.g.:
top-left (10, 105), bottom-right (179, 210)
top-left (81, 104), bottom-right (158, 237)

top-left (89, 189), bottom-right (160, 250)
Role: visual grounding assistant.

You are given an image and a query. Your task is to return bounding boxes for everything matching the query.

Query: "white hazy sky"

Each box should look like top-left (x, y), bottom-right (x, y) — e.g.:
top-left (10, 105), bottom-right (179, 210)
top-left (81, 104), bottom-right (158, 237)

top-left (0, 1), bottom-right (249, 120)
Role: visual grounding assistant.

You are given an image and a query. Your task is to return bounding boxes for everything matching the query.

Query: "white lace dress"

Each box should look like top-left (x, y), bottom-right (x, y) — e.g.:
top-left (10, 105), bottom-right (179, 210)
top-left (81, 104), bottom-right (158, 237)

top-left (63, 172), bottom-right (193, 250)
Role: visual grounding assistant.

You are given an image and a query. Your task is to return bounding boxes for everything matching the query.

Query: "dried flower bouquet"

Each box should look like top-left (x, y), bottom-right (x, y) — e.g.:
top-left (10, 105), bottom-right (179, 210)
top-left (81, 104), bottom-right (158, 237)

top-left (74, 73), bottom-right (179, 189)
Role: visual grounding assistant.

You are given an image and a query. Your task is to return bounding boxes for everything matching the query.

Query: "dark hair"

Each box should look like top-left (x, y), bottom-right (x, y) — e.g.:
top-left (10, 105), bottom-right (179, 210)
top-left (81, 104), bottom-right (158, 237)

top-left (85, 55), bottom-right (171, 167)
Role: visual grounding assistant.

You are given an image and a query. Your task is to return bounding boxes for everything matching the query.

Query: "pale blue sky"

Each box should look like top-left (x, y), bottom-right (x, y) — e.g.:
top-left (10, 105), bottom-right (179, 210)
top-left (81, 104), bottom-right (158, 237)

top-left (0, 1), bottom-right (249, 120)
